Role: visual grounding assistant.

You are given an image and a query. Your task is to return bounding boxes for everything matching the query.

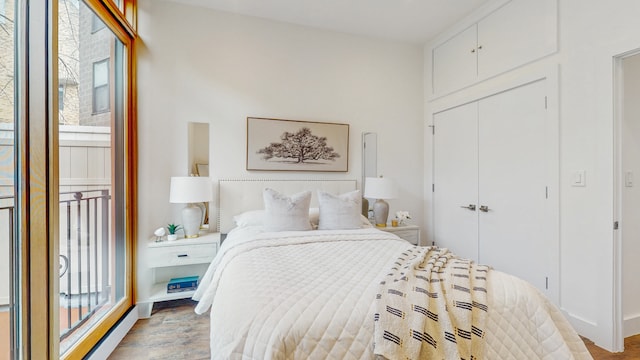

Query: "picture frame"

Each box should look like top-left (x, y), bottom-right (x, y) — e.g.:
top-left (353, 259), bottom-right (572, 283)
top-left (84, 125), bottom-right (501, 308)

top-left (246, 117), bottom-right (349, 172)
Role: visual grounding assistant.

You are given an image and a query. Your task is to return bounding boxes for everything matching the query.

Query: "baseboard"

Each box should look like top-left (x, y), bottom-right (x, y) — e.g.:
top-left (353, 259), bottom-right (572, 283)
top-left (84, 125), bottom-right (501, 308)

top-left (0, 297), bottom-right (8, 307)
top-left (624, 313), bottom-right (640, 337)
top-left (86, 305), bottom-right (138, 360)
top-left (562, 310), bottom-right (601, 341)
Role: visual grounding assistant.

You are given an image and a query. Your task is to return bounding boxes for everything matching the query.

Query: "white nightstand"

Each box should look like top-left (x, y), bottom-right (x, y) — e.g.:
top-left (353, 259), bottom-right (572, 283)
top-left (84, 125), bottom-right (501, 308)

top-left (138, 232), bottom-right (220, 318)
top-left (378, 225), bottom-right (421, 245)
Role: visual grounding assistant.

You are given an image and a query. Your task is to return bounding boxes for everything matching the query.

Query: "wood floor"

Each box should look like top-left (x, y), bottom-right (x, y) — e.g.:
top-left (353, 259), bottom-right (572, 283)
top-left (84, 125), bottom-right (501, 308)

top-left (109, 300), bottom-right (640, 359)
top-left (108, 299), bottom-right (210, 359)
top-left (584, 336), bottom-right (640, 360)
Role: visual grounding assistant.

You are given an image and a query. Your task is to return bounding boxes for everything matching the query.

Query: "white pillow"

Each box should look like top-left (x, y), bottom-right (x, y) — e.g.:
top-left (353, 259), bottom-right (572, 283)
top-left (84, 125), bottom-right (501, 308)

top-left (263, 188), bottom-right (312, 232)
top-left (233, 209), bottom-right (264, 227)
top-left (317, 190), bottom-right (362, 230)
top-left (310, 206), bottom-right (371, 228)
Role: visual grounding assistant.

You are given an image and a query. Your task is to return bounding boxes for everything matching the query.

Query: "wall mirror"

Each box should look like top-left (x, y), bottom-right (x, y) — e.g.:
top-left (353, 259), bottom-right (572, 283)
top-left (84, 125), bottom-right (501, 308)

top-left (188, 122), bottom-right (209, 176)
top-left (362, 132), bottom-right (377, 216)
top-left (188, 122), bottom-right (210, 225)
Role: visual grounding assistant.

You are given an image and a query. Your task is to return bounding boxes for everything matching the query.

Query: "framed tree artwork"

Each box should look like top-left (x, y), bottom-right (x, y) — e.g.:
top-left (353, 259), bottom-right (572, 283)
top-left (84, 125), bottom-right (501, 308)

top-left (246, 117), bottom-right (349, 172)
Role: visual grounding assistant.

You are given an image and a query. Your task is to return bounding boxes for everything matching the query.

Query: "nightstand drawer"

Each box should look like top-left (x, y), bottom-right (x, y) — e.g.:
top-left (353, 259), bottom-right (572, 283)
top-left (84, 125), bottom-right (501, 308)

top-left (378, 225), bottom-right (420, 245)
top-left (147, 243), bottom-right (217, 268)
top-left (392, 229), bottom-right (419, 244)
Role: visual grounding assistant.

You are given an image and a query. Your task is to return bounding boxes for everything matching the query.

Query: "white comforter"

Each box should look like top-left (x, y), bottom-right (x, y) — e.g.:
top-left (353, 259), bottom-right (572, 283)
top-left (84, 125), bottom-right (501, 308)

top-left (193, 227), bottom-right (592, 359)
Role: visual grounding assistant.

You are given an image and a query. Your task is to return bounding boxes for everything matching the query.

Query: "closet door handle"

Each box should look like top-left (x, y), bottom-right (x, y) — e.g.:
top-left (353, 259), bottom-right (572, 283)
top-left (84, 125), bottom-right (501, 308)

top-left (460, 204), bottom-right (476, 211)
top-left (479, 205), bottom-right (490, 212)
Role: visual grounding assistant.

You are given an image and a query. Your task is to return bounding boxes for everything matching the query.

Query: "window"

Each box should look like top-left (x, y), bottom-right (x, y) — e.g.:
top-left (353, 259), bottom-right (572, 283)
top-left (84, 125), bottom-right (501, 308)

top-left (58, 84), bottom-right (65, 111)
top-left (0, 0), bottom-right (16, 358)
top-left (7, 0), bottom-right (137, 358)
top-left (91, 12), bottom-right (105, 32)
top-left (92, 59), bottom-right (109, 114)
top-left (56, 2), bottom-right (134, 357)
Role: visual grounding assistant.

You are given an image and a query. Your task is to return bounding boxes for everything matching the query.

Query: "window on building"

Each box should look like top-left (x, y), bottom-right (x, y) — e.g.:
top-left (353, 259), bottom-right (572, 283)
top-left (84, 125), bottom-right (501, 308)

top-left (58, 84), bottom-right (64, 111)
top-left (91, 13), bottom-right (105, 32)
top-left (92, 59), bottom-right (109, 114)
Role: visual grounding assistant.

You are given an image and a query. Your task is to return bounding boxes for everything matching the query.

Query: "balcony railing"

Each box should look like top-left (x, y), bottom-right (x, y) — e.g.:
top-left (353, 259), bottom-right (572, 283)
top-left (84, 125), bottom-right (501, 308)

top-left (59, 189), bottom-right (111, 338)
top-left (0, 189), bottom-right (111, 339)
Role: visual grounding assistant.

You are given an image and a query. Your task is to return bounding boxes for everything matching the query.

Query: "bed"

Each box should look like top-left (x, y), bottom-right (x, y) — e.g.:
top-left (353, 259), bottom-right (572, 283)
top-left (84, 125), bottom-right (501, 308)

top-left (193, 179), bottom-right (592, 359)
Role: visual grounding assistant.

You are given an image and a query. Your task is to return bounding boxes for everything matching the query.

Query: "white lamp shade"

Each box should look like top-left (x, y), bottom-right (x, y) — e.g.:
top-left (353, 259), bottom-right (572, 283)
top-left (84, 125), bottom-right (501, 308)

top-left (364, 177), bottom-right (397, 199)
top-left (169, 176), bottom-right (213, 203)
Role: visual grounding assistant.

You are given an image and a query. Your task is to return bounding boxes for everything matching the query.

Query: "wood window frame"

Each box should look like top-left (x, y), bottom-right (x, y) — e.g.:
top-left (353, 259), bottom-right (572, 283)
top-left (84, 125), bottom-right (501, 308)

top-left (16, 0), bottom-right (137, 358)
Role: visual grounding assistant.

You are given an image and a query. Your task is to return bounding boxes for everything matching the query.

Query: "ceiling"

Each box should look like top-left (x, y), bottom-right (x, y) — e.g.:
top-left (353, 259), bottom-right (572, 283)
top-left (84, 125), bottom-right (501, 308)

top-left (166, 0), bottom-right (492, 44)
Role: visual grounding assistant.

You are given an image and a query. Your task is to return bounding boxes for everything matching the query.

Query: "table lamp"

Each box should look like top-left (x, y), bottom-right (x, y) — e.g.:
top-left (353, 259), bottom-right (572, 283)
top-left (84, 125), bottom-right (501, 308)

top-left (169, 176), bottom-right (212, 238)
top-left (364, 176), bottom-right (397, 227)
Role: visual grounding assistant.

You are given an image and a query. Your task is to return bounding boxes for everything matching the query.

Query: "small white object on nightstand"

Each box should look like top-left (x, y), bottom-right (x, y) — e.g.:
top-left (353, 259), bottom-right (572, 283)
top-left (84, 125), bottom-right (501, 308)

top-left (153, 227), bottom-right (166, 242)
top-left (379, 224), bottom-right (421, 245)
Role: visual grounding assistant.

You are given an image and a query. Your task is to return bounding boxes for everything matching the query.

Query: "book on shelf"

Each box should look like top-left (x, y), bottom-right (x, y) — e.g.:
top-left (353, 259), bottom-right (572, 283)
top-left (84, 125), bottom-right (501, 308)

top-left (167, 275), bottom-right (199, 293)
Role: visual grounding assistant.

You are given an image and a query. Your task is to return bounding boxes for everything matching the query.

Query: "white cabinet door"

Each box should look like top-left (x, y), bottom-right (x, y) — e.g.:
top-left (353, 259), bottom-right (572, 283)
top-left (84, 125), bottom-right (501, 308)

top-left (430, 0), bottom-right (557, 96)
top-left (433, 102), bottom-right (479, 260)
top-left (432, 80), bottom-right (555, 300)
top-left (477, 0), bottom-right (557, 80)
top-left (477, 80), bottom-right (551, 295)
top-left (432, 25), bottom-right (477, 95)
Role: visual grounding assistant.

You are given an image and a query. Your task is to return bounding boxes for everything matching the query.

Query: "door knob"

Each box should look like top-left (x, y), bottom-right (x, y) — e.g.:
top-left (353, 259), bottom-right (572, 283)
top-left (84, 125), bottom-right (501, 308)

top-left (460, 204), bottom-right (476, 211)
top-left (479, 205), bottom-right (490, 212)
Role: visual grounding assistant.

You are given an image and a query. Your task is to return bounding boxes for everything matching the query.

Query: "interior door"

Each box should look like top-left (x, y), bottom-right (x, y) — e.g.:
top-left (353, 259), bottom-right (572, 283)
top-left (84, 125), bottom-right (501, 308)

top-left (433, 102), bottom-right (479, 260)
top-left (478, 80), bottom-right (550, 294)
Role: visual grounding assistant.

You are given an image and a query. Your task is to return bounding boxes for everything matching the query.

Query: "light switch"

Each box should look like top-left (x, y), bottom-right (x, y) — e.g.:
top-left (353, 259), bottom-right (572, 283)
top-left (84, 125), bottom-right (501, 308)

top-left (572, 170), bottom-right (586, 187)
top-left (626, 171), bottom-right (634, 187)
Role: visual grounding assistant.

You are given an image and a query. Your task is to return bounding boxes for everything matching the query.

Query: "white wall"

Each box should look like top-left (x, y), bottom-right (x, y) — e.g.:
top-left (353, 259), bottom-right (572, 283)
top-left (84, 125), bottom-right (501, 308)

top-left (136, 1), bottom-right (424, 302)
top-left (425, 0), bottom-right (640, 351)
top-left (622, 54), bottom-right (640, 338)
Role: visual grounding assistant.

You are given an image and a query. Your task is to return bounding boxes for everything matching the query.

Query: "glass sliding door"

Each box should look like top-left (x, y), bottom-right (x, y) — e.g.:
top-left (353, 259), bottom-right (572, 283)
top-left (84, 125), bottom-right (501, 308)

top-left (57, 1), bottom-right (134, 358)
top-left (0, 0), bottom-right (17, 359)
top-left (0, 0), bottom-right (135, 357)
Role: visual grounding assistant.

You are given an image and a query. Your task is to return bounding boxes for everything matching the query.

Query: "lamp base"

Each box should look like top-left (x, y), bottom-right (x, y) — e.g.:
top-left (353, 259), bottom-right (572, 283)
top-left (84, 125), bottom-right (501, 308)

top-left (182, 203), bottom-right (202, 238)
top-left (373, 199), bottom-right (389, 228)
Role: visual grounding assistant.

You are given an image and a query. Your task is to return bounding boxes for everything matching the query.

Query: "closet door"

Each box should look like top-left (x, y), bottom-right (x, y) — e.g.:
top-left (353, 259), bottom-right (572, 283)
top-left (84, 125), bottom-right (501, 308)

top-left (433, 102), bottom-right (479, 260)
top-left (478, 80), bottom-right (550, 293)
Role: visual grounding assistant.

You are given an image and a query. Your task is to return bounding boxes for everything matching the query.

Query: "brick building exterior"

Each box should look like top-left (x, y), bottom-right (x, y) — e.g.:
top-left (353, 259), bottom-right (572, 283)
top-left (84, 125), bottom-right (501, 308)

top-left (0, 0), bottom-right (113, 126)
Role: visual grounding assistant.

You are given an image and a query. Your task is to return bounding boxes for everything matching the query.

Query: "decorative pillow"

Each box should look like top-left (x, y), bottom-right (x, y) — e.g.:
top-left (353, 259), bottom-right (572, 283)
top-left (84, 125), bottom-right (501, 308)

top-left (317, 190), bottom-right (362, 230)
top-left (263, 188), bottom-right (312, 232)
top-left (233, 209), bottom-right (264, 227)
top-left (310, 207), bottom-right (371, 228)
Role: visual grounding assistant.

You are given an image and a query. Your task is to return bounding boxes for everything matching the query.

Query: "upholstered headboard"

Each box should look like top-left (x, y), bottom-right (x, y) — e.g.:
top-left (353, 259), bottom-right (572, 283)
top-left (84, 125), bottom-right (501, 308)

top-left (218, 179), bottom-right (357, 234)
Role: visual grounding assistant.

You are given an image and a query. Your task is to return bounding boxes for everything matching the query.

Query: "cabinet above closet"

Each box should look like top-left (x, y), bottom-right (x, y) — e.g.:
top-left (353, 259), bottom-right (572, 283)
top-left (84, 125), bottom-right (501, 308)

top-left (431, 0), bottom-right (557, 96)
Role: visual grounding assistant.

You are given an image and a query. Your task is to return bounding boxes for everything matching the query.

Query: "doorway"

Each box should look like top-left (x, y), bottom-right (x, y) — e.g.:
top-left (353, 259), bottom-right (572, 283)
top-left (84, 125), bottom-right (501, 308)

top-left (614, 51), bottom-right (640, 348)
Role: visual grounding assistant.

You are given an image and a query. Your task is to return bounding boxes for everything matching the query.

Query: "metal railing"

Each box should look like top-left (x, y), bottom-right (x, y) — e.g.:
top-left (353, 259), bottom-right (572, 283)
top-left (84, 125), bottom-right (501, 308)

top-left (59, 189), bottom-right (111, 339)
top-left (0, 189), bottom-right (112, 339)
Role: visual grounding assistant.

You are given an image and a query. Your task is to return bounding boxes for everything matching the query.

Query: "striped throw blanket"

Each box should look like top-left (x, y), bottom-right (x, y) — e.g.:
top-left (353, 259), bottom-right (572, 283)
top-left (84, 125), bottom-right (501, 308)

top-left (374, 246), bottom-right (491, 360)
